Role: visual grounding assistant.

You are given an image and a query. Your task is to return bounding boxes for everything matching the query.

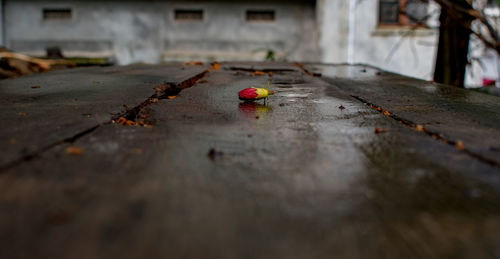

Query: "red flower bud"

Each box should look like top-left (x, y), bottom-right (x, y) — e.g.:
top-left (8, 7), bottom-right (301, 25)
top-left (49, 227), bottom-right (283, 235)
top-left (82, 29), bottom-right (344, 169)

top-left (238, 88), bottom-right (258, 101)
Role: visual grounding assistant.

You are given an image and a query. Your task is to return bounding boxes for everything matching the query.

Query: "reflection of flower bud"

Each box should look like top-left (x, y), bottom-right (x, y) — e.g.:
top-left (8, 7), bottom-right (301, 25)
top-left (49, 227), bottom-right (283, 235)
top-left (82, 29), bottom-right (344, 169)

top-left (238, 87), bottom-right (274, 101)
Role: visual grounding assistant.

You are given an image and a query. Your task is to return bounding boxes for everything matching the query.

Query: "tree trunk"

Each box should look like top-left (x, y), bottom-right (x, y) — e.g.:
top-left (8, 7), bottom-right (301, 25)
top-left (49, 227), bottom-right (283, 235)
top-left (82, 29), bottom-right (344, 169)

top-left (434, 4), bottom-right (472, 87)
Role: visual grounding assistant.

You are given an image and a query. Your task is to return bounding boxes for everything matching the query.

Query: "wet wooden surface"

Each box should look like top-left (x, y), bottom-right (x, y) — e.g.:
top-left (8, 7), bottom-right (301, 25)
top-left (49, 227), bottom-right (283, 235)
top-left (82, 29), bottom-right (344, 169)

top-left (0, 62), bottom-right (499, 259)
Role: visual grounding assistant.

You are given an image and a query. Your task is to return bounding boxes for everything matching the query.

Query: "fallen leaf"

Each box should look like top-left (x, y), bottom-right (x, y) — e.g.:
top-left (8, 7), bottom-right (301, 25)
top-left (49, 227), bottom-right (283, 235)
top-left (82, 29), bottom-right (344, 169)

top-left (416, 125), bottom-right (424, 132)
top-left (183, 61), bottom-right (203, 66)
top-left (249, 72), bottom-right (254, 77)
top-left (254, 71), bottom-right (266, 76)
top-left (456, 140), bottom-right (465, 150)
top-left (66, 146), bottom-right (82, 155)
top-left (114, 117), bottom-right (136, 126)
top-left (382, 110), bottom-right (391, 116)
top-left (167, 95), bottom-right (176, 99)
top-left (209, 62), bottom-right (220, 71)
top-left (150, 98), bottom-right (158, 103)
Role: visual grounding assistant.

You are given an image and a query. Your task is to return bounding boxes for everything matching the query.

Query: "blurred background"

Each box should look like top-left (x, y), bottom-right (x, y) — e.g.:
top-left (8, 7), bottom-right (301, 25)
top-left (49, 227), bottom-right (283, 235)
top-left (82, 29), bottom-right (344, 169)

top-left (0, 0), bottom-right (499, 89)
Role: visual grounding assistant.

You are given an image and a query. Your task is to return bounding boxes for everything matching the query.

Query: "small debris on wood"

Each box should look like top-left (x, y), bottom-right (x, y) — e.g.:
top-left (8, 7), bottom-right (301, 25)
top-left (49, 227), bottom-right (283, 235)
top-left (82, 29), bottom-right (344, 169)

top-left (416, 125), bottom-right (425, 132)
top-left (209, 62), bottom-right (220, 71)
top-left (255, 116), bottom-right (260, 119)
top-left (66, 146), bottom-right (82, 155)
top-left (248, 134), bottom-right (253, 138)
top-left (208, 148), bottom-right (224, 160)
top-left (133, 148), bottom-right (143, 154)
top-left (254, 71), bottom-right (266, 76)
top-left (456, 140), bottom-right (465, 150)
top-left (167, 96), bottom-right (176, 100)
top-left (9, 138), bottom-right (16, 145)
top-left (183, 61), bottom-right (203, 66)
top-left (31, 85), bottom-right (40, 89)
top-left (374, 127), bottom-right (387, 134)
top-left (279, 103), bottom-right (285, 107)
top-left (17, 112), bottom-right (25, 116)
top-left (339, 105), bottom-right (345, 110)
top-left (114, 117), bottom-right (136, 126)
top-left (382, 110), bottom-right (391, 116)
top-left (268, 71), bottom-right (273, 77)
top-left (0, 48), bottom-right (75, 79)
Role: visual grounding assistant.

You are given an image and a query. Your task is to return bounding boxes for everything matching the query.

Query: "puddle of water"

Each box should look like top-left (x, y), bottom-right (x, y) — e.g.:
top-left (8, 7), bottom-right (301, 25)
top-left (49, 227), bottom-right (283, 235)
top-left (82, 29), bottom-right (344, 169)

top-left (280, 93), bottom-right (311, 98)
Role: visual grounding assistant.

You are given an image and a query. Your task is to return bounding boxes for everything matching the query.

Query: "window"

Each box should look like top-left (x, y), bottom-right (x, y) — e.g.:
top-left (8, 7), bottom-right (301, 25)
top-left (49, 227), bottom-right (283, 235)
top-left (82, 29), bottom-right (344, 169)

top-left (174, 9), bottom-right (203, 21)
top-left (43, 8), bottom-right (72, 20)
top-left (378, 0), bottom-right (428, 26)
top-left (246, 10), bottom-right (275, 22)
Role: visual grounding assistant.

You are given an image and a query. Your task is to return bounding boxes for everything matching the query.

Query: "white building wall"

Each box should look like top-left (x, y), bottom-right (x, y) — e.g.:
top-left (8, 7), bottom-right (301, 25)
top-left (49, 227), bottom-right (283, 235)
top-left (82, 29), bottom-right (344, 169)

top-left (317, 0), bottom-right (350, 64)
top-left (318, 0), bottom-right (440, 80)
top-left (4, 0), bottom-right (319, 65)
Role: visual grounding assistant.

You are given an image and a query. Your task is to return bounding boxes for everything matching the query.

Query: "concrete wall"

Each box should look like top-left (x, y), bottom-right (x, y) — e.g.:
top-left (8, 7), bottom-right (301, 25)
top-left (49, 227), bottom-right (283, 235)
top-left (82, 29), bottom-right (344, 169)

top-left (4, 0), bottom-right (319, 65)
top-left (316, 0), bottom-right (350, 64)
top-left (4, 0), bottom-right (444, 81)
top-left (317, 0), bottom-right (440, 80)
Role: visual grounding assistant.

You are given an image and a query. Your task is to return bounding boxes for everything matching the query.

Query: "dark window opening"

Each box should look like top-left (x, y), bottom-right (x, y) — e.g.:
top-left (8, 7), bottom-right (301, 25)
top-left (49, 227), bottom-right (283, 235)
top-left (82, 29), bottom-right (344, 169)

top-left (246, 10), bottom-right (275, 22)
top-left (43, 8), bottom-right (72, 20)
top-left (174, 9), bottom-right (203, 21)
top-left (378, 0), bottom-right (428, 26)
top-left (379, 0), bottom-right (400, 24)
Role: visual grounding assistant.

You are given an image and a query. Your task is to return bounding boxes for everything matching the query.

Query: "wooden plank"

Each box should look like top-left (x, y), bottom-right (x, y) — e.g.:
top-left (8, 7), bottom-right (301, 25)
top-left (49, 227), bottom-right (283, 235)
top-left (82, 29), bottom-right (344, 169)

top-left (0, 64), bottom-right (208, 169)
top-left (0, 63), bottom-right (499, 258)
top-left (307, 64), bottom-right (500, 166)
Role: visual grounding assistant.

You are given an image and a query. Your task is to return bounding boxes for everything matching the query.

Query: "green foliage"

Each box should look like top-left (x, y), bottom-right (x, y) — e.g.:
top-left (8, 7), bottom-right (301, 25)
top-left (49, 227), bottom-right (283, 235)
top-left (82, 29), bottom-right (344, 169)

top-left (265, 50), bottom-right (275, 61)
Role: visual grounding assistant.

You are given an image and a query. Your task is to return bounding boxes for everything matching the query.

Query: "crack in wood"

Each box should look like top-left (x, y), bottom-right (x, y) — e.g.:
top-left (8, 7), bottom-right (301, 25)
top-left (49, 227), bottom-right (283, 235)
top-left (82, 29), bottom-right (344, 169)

top-left (0, 126), bottom-right (99, 173)
top-left (112, 70), bottom-right (208, 126)
top-left (294, 62), bottom-right (322, 77)
top-left (351, 95), bottom-right (500, 170)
